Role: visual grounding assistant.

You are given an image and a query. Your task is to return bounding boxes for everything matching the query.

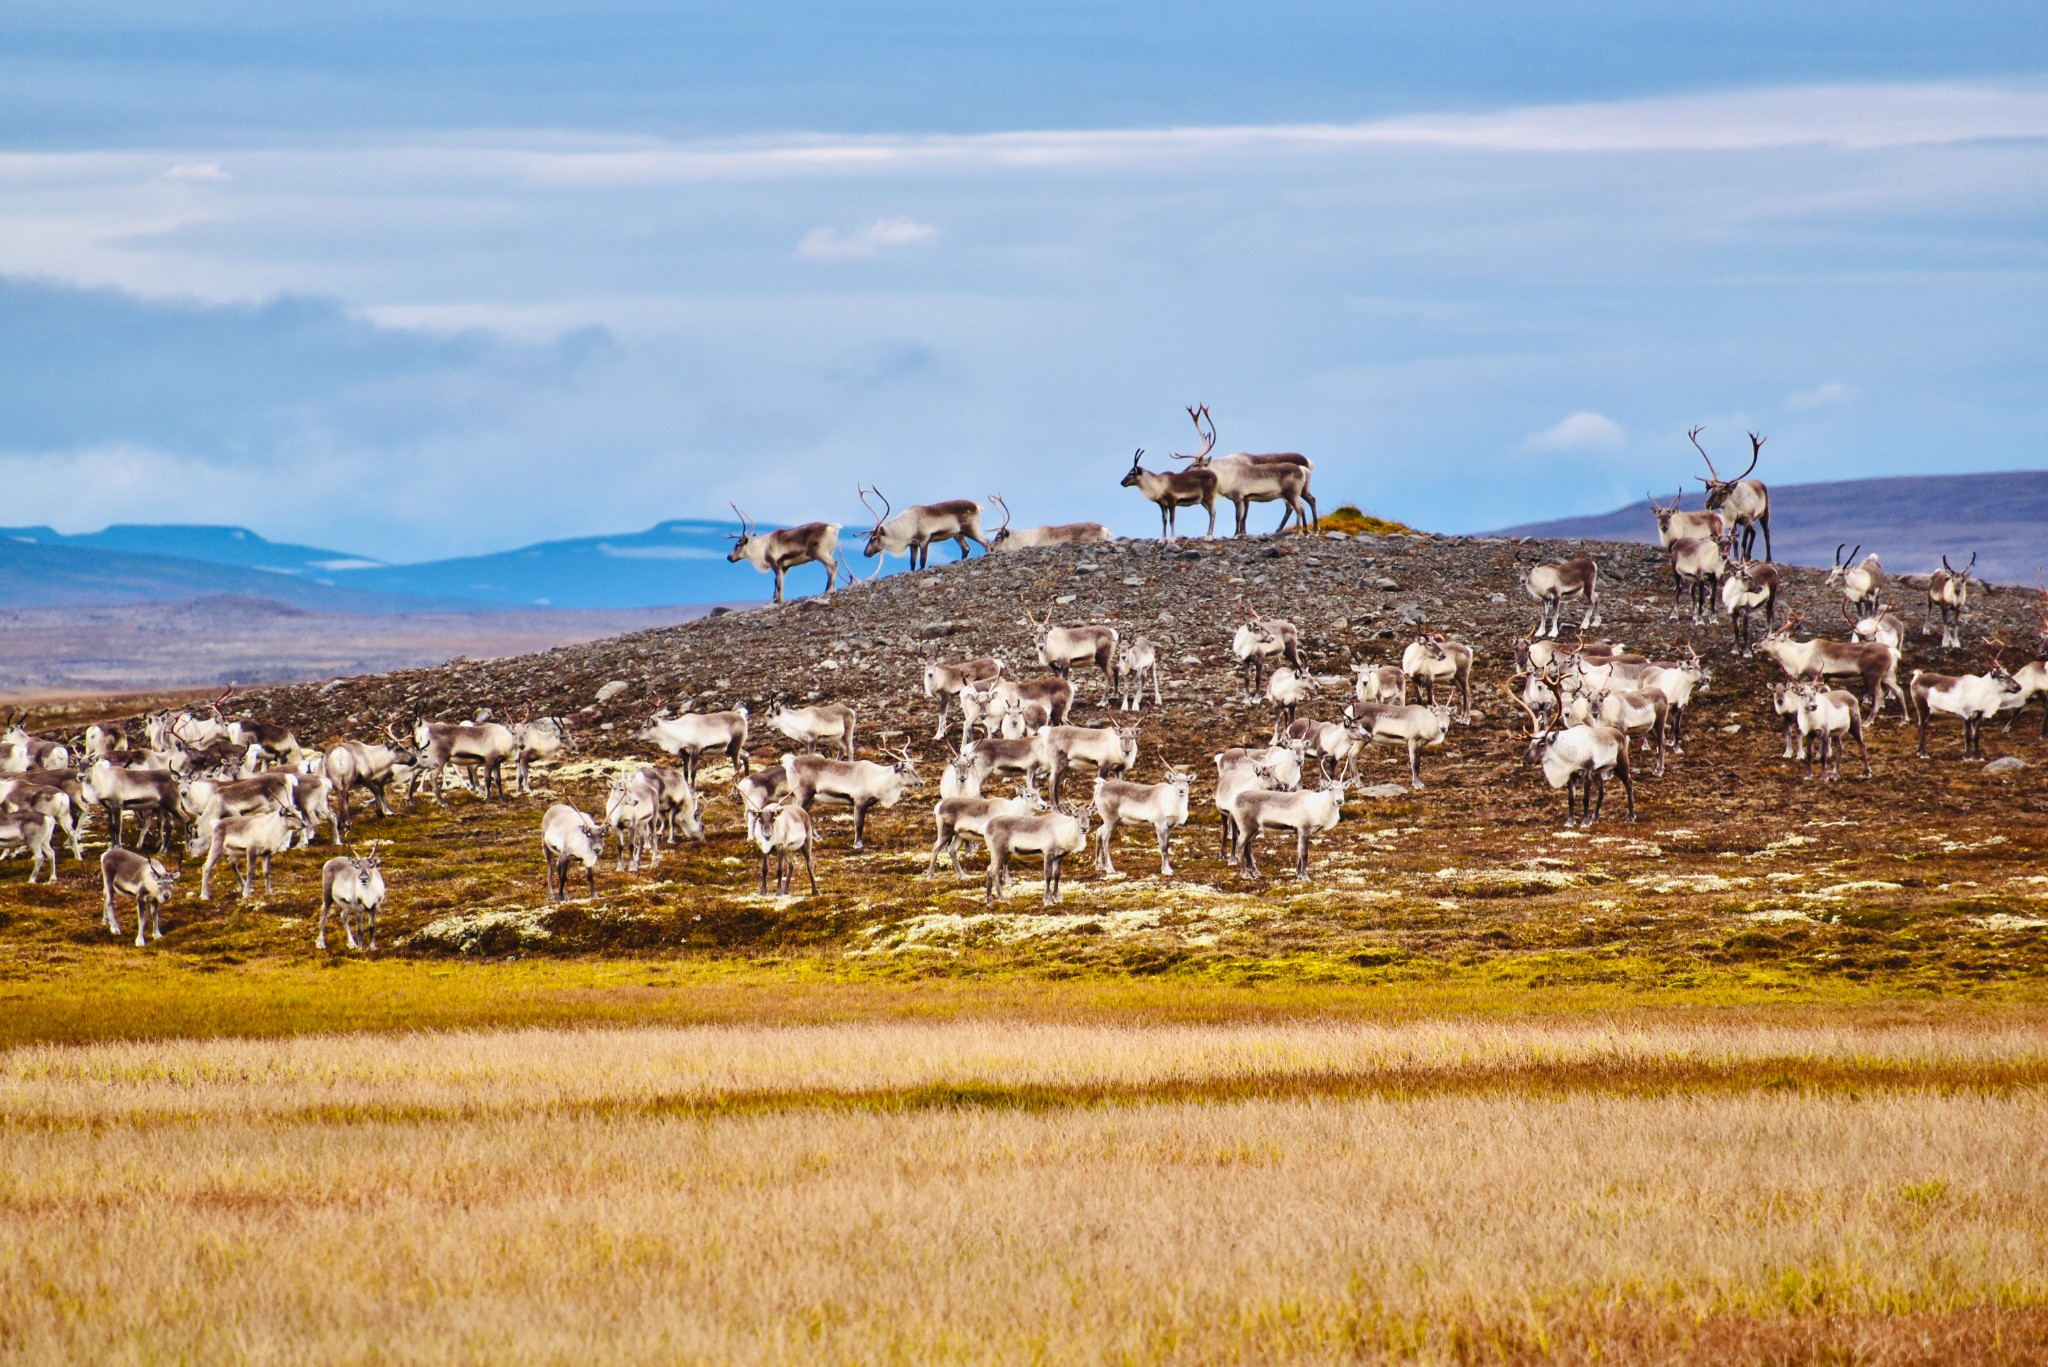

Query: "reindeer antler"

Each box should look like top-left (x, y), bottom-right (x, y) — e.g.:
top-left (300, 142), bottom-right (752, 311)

top-left (1739, 432), bottom-right (1766, 480)
top-left (728, 503), bottom-right (753, 540)
top-left (1170, 405), bottom-right (1218, 464)
top-left (1688, 426), bottom-right (1717, 480)
top-left (857, 484), bottom-right (891, 528)
top-left (988, 493), bottom-right (1011, 537)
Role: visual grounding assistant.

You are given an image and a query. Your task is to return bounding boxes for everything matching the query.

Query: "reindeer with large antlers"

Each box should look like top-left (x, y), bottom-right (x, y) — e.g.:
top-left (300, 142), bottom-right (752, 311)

top-left (986, 493), bottom-right (1111, 552)
top-left (858, 486), bottom-right (989, 571)
top-left (1173, 405), bottom-right (1317, 537)
top-left (1927, 553), bottom-right (1978, 649)
top-left (1690, 427), bottom-right (1772, 562)
top-left (725, 505), bottom-right (841, 604)
top-left (1120, 449), bottom-right (1219, 543)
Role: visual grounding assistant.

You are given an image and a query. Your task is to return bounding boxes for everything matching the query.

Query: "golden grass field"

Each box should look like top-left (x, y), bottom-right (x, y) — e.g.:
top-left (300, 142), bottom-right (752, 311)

top-left (4, 1009), bottom-right (2048, 1363)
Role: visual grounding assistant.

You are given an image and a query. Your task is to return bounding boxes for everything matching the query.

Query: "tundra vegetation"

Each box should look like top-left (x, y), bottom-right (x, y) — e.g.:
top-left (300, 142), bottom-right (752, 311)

top-left (2, 527), bottom-right (2046, 1361)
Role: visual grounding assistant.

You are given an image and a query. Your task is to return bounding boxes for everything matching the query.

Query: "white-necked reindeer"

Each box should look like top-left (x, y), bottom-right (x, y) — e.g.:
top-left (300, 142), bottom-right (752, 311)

top-left (101, 848), bottom-right (176, 946)
top-left (1667, 536), bottom-right (1726, 626)
top-left (1026, 607), bottom-right (1119, 705)
top-left (1344, 700), bottom-right (1451, 790)
top-left (1232, 600), bottom-right (1305, 701)
top-left (859, 486), bottom-right (989, 571)
top-left (923, 657), bottom-right (1003, 741)
top-left (1116, 636), bottom-right (1161, 712)
top-left (639, 708), bottom-right (750, 784)
top-left (1121, 449), bottom-right (1219, 542)
top-left (1226, 778), bottom-right (1346, 879)
top-left (1911, 658), bottom-right (2021, 761)
top-left (1927, 553), bottom-right (1978, 649)
top-left (1722, 562), bottom-right (1780, 654)
top-left (1525, 555), bottom-right (1600, 638)
top-left (781, 747), bottom-right (920, 850)
top-left (726, 505), bottom-right (841, 604)
top-left (1400, 630), bottom-right (1473, 722)
top-left (1091, 768), bottom-right (1191, 876)
top-left (747, 802), bottom-right (817, 896)
top-left (983, 803), bottom-right (1092, 906)
top-left (1266, 667), bottom-right (1316, 740)
top-left (1691, 427), bottom-right (1772, 561)
top-left (1827, 545), bottom-right (1885, 615)
top-left (1646, 488), bottom-right (1725, 549)
top-left (768, 703), bottom-right (855, 760)
top-left (318, 850), bottom-right (387, 950)
top-left (541, 803), bottom-right (606, 903)
top-left (1173, 405), bottom-right (1318, 537)
top-left (1513, 684), bottom-right (1636, 829)
top-left (986, 494), bottom-right (1112, 551)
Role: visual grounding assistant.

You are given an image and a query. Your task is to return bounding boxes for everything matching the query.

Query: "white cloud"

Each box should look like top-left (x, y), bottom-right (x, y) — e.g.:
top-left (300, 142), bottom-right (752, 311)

top-left (795, 217), bottom-right (939, 262)
top-left (1522, 411), bottom-right (1625, 452)
top-left (595, 543), bottom-right (719, 559)
top-left (1786, 380), bottom-right (1857, 411)
top-left (163, 162), bottom-right (229, 181)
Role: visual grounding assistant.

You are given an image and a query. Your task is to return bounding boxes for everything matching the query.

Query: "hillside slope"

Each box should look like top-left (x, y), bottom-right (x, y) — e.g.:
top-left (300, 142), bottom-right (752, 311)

top-left (1494, 470), bottom-right (2048, 584)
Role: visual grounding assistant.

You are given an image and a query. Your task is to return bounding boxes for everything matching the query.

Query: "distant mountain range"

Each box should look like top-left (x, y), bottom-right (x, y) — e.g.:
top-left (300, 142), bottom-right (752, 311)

top-left (0, 518), bottom-right (775, 612)
top-left (1492, 470), bottom-right (2048, 586)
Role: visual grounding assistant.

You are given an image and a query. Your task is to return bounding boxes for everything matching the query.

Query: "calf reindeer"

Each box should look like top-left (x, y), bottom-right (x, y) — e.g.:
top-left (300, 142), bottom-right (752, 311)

top-left (640, 708), bottom-right (750, 783)
top-left (923, 657), bottom-right (1003, 741)
top-left (781, 747), bottom-right (920, 849)
top-left (1121, 449), bottom-right (1219, 543)
top-left (1514, 687), bottom-right (1635, 828)
top-left (748, 802), bottom-right (818, 896)
top-left (1667, 536), bottom-right (1726, 625)
top-left (101, 848), bottom-right (176, 946)
top-left (1845, 599), bottom-right (1906, 652)
top-left (1116, 636), bottom-right (1162, 712)
top-left (1232, 601), bottom-right (1305, 701)
top-left (734, 763), bottom-right (793, 815)
top-left (1282, 718), bottom-right (1364, 782)
top-left (1525, 555), bottom-right (1600, 638)
top-left (1827, 545), bottom-right (1885, 615)
top-left (1092, 768), bottom-right (1191, 876)
top-left (1401, 631), bottom-right (1473, 722)
top-left (1770, 681), bottom-right (1812, 762)
top-left (1026, 607), bottom-right (1119, 704)
top-left (987, 493), bottom-right (1112, 551)
top-left (511, 716), bottom-right (571, 793)
top-left (984, 804), bottom-right (1092, 906)
top-left (1352, 661), bottom-right (1406, 706)
top-left (859, 486), bottom-right (989, 571)
top-left (726, 505), bottom-right (841, 603)
top-left (1692, 427), bottom-right (1772, 561)
top-left (1045, 724), bottom-right (1139, 804)
top-left (1926, 553), bottom-right (1978, 649)
top-left (1794, 685), bottom-right (1871, 780)
top-left (541, 803), bottom-right (606, 903)
top-left (1912, 664), bottom-right (2020, 760)
top-left (1722, 562), bottom-right (1780, 654)
top-left (637, 767), bottom-right (705, 846)
top-left (769, 702), bottom-right (856, 760)
top-left (318, 851), bottom-right (387, 950)
top-left (1584, 686), bottom-right (1670, 779)
top-left (1227, 778), bottom-right (1346, 879)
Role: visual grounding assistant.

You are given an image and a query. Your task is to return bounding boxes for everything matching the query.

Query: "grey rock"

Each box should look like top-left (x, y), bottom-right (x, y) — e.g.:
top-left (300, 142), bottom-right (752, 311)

top-left (1984, 756), bottom-right (2029, 775)
top-left (1375, 578), bottom-right (1400, 591)
top-left (595, 680), bottom-right (629, 703)
top-left (915, 622), bottom-right (956, 640)
top-left (1357, 783), bottom-right (1410, 800)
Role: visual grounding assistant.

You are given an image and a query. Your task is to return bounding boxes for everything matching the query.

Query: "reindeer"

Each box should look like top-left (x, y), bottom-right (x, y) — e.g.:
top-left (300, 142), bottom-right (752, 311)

top-left (145, 687), bottom-right (236, 752)
top-left (986, 493), bottom-right (1112, 551)
top-left (1691, 427), bottom-right (1772, 561)
top-left (1722, 562), bottom-right (1780, 654)
top-left (1172, 405), bottom-right (1317, 537)
top-left (747, 802), bottom-right (818, 896)
top-left (605, 770), bottom-right (663, 872)
top-left (412, 717), bottom-right (516, 801)
top-left (1525, 556), bottom-right (1601, 638)
top-left (1583, 686), bottom-right (1670, 778)
top-left (287, 771), bottom-right (341, 849)
top-left (541, 803), bottom-right (606, 903)
top-left (1266, 668), bottom-right (1317, 740)
top-left (1091, 769), bottom-right (1191, 876)
top-left (1667, 536), bottom-right (1726, 626)
top-left (725, 505), bottom-right (841, 603)
top-left (0, 717), bottom-right (70, 773)
top-left (963, 678), bottom-right (1074, 747)
top-left (1116, 637), bottom-right (1161, 712)
top-left (1770, 681), bottom-right (1814, 762)
top-left (510, 716), bottom-right (571, 793)
top-left (318, 850), bottom-right (387, 950)
top-left (768, 703), bottom-right (855, 760)
top-left (1912, 663), bottom-right (2021, 760)
top-left (1352, 661), bottom-right (1406, 706)
top-left (81, 723), bottom-right (125, 760)
top-left (956, 732), bottom-right (1053, 801)
top-left (1927, 553), bottom-right (1978, 648)
top-left (325, 734), bottom-right (416, 835)
top-left (1794, 684), bottom-right (1871, 780)
top-left (1400, 631), bottom-right (1473, 722)
top-left (1646, 488), bottom-right (1725, 549)
top-left (1755, 622), bottom-right (1908, 725)
top-left (0, 808), bottom-right (56, 884)
top-left (923, 657), bottom-right (1003, 741)
top-left (224, 716), bottom-right (302, 765)
top-left (859, 486), bottom-right (989, 571)
top-left (101, 848), bottom-right (176, 946)
top-left (1044, 724), bottom-right (1139, 804)
top-left (1846, 599), bottom-right (1906, 651)
top-left (184, 771), bottom-right (301, 854)
top-left (1827, 545), bottom-right (1885, 615)
top-left (1227, 778), bottom-right (1346, 879)
top-left (640, 708), bottom-right (750, 783)
top-left (983, 804), bottom-right (1093, 906)
top-left (927, 786), bottom-right (1041, 878)
top-left (198, 807), bottom-right (308, 900)
top-left (637, 767), bottom-right (705, 846)
top-left (1025, 606), bottom-right (1119, 705)
top-left (1232, 601), bottom-right (1305, 701)
top-left (1281, 718), bottom-right (1364, 782)
top-left (1, 777), bottom-right (81, 862)
top-left (734, 763), bottom-right (793, 815)
top-left (1638, 650), bottom-right (1709, 754)
top-left (1121, 449), bottom-right (1219, 542)
top-left (1512, 686), bottom-right (1635, 828)
top-left (1214, 747), bottom-right (1296, 867)
top-left (781, 747), bottom-right (920, 849)
top-left (86, 760), bottom-right (181, 852)
top-left (1345, 700), bottom-right (1451, 790)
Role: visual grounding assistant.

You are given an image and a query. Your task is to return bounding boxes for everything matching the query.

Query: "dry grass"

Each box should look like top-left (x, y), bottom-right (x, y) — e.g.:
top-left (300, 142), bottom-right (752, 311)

top-left (4, 1019), bottom-right (2046, 1363)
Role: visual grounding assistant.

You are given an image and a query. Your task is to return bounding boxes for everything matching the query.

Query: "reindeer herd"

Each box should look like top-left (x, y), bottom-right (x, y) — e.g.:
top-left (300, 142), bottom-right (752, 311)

top-left (1, 421), bottom-right (2039, 945)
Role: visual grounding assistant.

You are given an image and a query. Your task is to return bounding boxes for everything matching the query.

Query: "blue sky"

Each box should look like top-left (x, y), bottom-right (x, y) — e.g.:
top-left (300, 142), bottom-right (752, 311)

top-left (1, 2), bottom-right (2044, 561)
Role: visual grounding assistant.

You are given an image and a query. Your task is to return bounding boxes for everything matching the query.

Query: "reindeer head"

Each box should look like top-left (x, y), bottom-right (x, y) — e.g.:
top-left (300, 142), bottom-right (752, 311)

top-left (724, 503), bottom-right (757, 563)
top-left (1826, 543), bottom-right (1862, 585)
top-left (858, 485), bottom-right (894, 562)
top-left (1120, 449), bottom-right (1149, 489)
top-left (1940, 552), bottom-right (1979, 589)
top-left (1691, 427), bottom-right (1763, 510)
top-left (988, 492), bottom-right (1013, 546)
top-left (1647, 487), bottom-right (1684, 535)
